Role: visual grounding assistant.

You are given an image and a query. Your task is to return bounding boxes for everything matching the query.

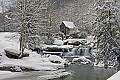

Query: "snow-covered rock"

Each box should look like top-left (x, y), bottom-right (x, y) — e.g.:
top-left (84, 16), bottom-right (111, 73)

top-left (0, 32), bottom-right (66, 72)
top-left (53, 39), bottom-right (63, 45)
top-left (49, 55), bottom-right (66, 64)
top-left (4, 47), bottom-right (29, 59)
top-left (64, 39), bottom-right (87, 44)
top-left (72, 56), bottom-right (92, 64)
top-left (38, 70), bottom-right (71, 80)
top-left (94, 63), bottom-right (105, 68)
top-left (94, 62), bottom-right (114, 68)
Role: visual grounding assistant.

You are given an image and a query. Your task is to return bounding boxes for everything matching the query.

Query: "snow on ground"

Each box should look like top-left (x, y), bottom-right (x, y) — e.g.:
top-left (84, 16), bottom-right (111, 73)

top-left (0, 70), bottom-right (70, 80)
top-left (107, 71), bottom-right (120, 80)
top-left (64, 39), bottom-right (87, 44)
top-left (49, 55), bottom-right (66, 64)
top-left (0, 32), bottom-right (69, 79)
top-left (38, 70), bottom-right (70, 80)
top-left (94, 63), bottom-right (105, 68)
top-left (87, 35), bottom-right (95, 42)
top-left (93, 60), bottom-right (114, 68)
top-left (0, 32), bottom-right (19, 52)
top-left (43, 44), bottom-right (73, 49)
top-left (0, 71), bottom-right (12, 74)
top-left (53, 39), bottom-right (63, 45)
top-left (0, 71), bottom-right (22, 80)
top-left (1, 50), bottom-right (64, 71)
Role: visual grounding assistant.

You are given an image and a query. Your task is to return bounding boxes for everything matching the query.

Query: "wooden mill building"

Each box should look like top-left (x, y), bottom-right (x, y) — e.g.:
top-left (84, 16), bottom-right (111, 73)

top-left (60, 21), bottom-right (75, 37)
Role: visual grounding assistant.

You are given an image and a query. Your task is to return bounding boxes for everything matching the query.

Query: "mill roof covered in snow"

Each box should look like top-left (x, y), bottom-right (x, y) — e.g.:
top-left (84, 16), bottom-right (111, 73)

top-left (62, 21), bottom-right (75, 28)
top-left (104, 0), bottom-right (114, 2)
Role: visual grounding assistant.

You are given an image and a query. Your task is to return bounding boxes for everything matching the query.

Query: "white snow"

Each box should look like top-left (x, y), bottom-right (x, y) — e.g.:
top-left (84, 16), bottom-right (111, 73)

top-left (0, 71), bottom-right (12, 75)
top-left (0, 32), bottom-right (19, 52)
top-left (4, 47), bottom-right (22, 55)
top-left (64, 39), bottom-right (87, 44)
top-left (104, 0), bottom-right (114, 3)
top-left (94, 61), bottom-right (114, 68)
top-left (43, 44), bottom-right (73, 49)
top-left (107, 71), bottom-right (120, 80)
top-left (38, 70), bottom-right (70, 80)
top-left (5, 15), bottom-right (12, 19)
top-left (72, 56), bottom-right (92, 64)
top-left (53, 39), bottom-right (63, 45)
top-left (94, 63), bottom-right (105, 68)
top-left (62, 21), bottom-right (76, 28)
top-left (1, 48), bottom-right (64, 71)
top-left (0, 32), bottom-right (69, 79)
top-left (49, 55), bottom-right (66, 64)
top-left (0, 71), bottom-right (22, 80)
top-left (87, 35), bottom-right (95, 43)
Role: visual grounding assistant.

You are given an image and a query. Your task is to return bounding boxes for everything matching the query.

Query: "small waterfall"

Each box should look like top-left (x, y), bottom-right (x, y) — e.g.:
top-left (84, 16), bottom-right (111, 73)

top-left (71, 48), bottom-right (78, 55)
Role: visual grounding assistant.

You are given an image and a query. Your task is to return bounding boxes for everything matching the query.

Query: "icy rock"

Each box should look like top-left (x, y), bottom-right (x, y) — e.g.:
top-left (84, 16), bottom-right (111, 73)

top-left (72, 56), bottom-right (92, 64)
top-left (49, 55), bottom-right (66, 64)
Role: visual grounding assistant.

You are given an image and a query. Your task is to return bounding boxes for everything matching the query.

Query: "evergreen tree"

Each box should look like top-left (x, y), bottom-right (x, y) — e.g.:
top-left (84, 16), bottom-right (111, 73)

top-left (94, 0), bottom-right (120, 66)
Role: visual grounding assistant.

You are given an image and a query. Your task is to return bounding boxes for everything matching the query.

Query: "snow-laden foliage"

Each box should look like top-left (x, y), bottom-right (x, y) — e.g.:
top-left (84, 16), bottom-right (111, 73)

top-left (53, 0), bottom-right (95, 35)
top-left (8, 0), bottom-right (54, 53)
top-left (13, 0), bottom-right (38, 56)
top-left (94, 0), bottom-right (120, 67)
top-left (44, 37), bottom-right (54, 45)
top-left (0, 32), bottom-right (67, 73)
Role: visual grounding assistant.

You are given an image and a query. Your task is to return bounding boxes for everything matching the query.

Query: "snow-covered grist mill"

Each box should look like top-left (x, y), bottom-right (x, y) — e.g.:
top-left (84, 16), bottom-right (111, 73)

top-left (0, 0), bottom-right (120, 80)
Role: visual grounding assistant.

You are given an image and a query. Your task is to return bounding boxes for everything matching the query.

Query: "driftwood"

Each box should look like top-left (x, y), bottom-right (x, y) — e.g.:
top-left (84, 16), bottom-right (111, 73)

top-left (4, 49), bottom-right (29, 59)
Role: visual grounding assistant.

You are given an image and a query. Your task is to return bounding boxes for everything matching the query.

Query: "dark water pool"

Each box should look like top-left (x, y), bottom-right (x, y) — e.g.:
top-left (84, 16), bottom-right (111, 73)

top-left (52, 64), bottom-right (116, 80)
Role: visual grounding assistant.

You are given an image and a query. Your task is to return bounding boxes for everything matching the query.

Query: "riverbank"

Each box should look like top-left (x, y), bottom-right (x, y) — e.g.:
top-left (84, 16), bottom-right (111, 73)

top-left (107, 70), bottom-right (120, 80)
top-left (0, 32), bottom-right (70, 79)
top-left (0, 64), bottom-right (116, 80)
top-left (49, 64), bottom-right (116, 80)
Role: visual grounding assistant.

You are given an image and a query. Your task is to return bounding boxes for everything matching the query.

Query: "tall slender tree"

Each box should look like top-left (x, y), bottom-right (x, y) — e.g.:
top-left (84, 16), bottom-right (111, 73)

top-left (9, 0), bottom-right (59, 56)
top-left (11, 0), bottom-right (49, 57)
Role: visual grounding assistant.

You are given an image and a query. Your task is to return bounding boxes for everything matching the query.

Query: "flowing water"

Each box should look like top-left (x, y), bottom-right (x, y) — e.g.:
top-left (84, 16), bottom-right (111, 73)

top-left (2, 64), bottom-right (116, 80)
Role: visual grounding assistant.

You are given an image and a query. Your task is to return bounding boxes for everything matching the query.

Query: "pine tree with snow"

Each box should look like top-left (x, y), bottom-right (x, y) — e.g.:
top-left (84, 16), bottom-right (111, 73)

top-left (94, 0), bottom-right (120, 67)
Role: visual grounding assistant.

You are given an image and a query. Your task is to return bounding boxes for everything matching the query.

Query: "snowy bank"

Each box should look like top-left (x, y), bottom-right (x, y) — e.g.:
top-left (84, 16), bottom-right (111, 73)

top-left (0, 32), bottom-right (71, 80)
top-left (0, 71), bottom-right (22, 80)
top-left (107, 71), bottom-right (120, 80)
top-left (1, 49), bottom-right (65, 71)
top-left (49, 55), bottom-right (66, 63)
top-left (0, 32), bottom-right (66, 71)
top-left (38, 70), bottom-right (71, 80)
top-left (72, 56), bottom-right (92, 64)
top-left (0, 70), bottom-right (70, 80)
